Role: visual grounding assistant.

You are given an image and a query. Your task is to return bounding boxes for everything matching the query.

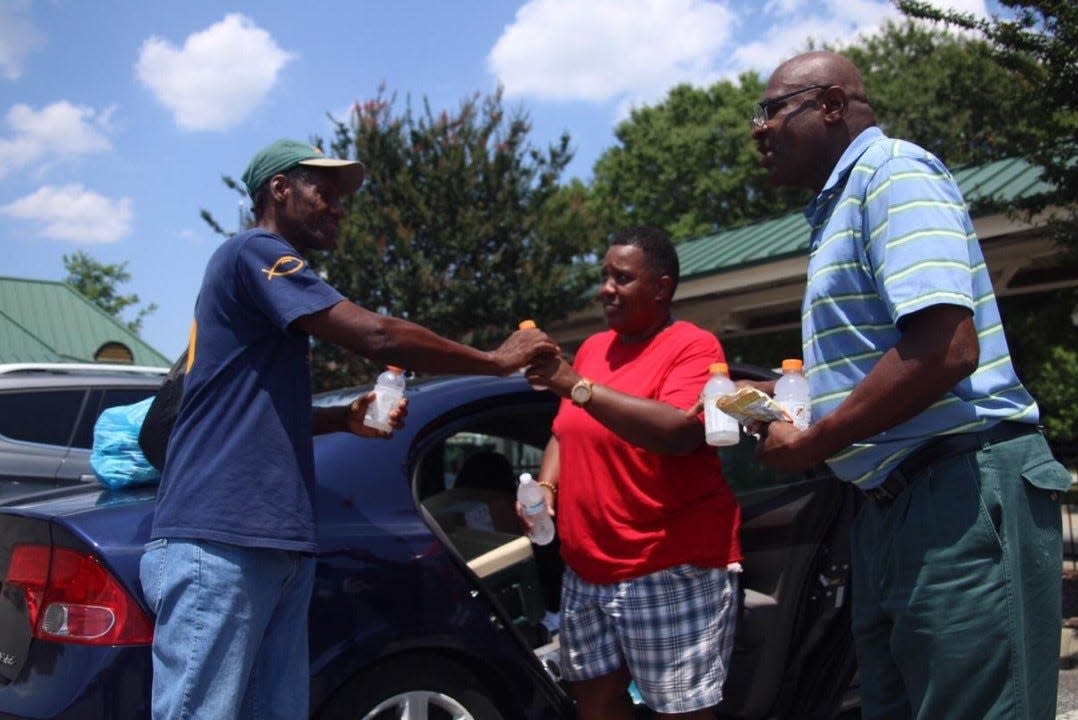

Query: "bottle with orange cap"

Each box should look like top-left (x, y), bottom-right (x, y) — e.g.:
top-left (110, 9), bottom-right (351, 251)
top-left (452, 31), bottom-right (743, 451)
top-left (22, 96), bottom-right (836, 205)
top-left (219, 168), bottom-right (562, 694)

top-left (518, 320), bottom-right (548, 391)
top-left (363, 365), bottom-right (406, 432)
top-left (774, 358), bottom-right (811, 430)
top-left (703, 362), bottom-right (740, 446)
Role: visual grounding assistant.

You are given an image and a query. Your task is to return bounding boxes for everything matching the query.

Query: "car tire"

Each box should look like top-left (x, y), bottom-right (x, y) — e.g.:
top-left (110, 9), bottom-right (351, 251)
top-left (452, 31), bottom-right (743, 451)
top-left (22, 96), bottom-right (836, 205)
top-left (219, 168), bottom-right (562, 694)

top-left (320, 655), bottom-right (506, 720)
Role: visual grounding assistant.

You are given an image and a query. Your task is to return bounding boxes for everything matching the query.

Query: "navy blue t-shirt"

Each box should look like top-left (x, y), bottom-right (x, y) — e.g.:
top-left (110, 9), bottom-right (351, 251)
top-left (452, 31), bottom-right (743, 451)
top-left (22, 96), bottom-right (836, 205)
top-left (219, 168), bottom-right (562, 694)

top-left (150, 229), bottom-right (345, 552)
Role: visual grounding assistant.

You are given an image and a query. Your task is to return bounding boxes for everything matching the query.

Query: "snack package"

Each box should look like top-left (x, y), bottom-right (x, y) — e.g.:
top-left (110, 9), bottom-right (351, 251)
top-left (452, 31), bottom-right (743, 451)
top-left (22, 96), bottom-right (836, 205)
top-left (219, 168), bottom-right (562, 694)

top-left (715, 386), bottom-right (792, 425)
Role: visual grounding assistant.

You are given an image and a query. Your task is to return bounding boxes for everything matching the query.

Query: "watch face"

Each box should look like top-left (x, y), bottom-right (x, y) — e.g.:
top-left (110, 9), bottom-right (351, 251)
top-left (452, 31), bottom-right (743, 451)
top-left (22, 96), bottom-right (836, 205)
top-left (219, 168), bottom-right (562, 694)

top-left (571, 381), bottom-right (591, 405)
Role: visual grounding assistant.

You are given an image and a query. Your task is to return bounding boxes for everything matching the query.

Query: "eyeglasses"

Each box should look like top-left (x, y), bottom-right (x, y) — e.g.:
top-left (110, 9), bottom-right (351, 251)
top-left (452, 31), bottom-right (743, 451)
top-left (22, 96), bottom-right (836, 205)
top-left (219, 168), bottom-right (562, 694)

top-left (752, 84), bottom-right (831, 129)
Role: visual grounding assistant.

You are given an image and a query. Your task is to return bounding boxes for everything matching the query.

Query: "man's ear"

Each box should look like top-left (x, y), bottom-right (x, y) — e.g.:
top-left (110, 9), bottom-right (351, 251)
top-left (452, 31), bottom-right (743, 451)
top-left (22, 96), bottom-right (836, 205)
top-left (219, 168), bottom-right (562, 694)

top-left (821, 87), bottom-right (846, 123)
top-left (269, 173), bottom-right (290, 202)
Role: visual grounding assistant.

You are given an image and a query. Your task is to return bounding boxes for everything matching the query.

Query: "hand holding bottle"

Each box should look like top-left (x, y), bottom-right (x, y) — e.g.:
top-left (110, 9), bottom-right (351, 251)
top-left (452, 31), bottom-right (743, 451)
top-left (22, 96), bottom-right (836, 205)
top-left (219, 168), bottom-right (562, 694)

top-left (518, 320), bottom-right (550, 390)
top-left (492, 325), bottom-right (560, 375)
top-left (345, 390), bottom-right (408, 438)
top-left (516, 473), bottom-right (555, 545)
top-left (363, 366), bottom-right (407, 432)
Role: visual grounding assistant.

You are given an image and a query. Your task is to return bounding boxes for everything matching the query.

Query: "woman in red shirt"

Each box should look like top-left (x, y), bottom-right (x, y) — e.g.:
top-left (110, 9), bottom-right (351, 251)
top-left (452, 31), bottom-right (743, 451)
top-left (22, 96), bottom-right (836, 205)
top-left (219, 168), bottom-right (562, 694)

top-left (524, 226), bottom-right (742, 720)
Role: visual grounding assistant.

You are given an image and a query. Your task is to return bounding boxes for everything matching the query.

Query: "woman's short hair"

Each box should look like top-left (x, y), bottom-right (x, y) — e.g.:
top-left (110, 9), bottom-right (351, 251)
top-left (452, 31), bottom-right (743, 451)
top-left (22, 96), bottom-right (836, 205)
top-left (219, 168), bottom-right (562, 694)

top-left (610, 225), bottom-right (680, 291)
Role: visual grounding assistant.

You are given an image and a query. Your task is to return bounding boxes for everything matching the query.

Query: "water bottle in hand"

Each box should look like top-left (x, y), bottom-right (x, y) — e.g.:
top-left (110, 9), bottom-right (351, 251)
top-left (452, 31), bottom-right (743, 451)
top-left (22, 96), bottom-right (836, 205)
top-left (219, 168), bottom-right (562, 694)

top-left (363, 366), bottom-right (406, 432)
top-left (703, 362), bottom-right (740, 446)
top-left (517, 472), bottom-right (555, 545)
top-left (774, 359), bottom-right (811, 430)
top-left (518, 320), bottom-right (548, 391)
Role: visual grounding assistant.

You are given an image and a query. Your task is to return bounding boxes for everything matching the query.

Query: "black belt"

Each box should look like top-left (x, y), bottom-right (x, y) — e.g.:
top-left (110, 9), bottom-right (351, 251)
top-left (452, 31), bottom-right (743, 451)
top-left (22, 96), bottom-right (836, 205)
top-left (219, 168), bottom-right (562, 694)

top-left (864, 421), bottom-right (1040, 503)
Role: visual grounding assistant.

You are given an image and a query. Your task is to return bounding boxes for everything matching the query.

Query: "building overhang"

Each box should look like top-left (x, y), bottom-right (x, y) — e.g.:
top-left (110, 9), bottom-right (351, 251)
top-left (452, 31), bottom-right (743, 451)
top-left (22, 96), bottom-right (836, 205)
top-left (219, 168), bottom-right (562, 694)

top-left (552, 206), bottom-right (1076, 348)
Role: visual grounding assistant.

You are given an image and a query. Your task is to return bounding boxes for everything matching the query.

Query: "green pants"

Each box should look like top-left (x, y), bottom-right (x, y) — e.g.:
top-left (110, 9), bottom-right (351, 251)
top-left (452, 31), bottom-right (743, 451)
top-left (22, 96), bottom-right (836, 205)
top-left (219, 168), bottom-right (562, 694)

top-left (851, 431), bottom-right (1071, 720)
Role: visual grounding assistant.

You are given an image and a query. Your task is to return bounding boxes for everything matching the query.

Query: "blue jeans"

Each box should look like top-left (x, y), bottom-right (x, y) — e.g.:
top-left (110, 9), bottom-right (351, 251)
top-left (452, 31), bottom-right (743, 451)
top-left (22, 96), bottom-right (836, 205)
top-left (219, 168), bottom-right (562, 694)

top-left (139, 538), bottom-right (315, 720)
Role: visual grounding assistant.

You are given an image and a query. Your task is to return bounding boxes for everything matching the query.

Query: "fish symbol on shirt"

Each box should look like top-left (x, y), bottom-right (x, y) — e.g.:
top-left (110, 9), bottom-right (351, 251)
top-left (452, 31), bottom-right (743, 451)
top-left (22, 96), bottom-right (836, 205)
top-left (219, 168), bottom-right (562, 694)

top-left (262, 255), bottom-right (305, 280)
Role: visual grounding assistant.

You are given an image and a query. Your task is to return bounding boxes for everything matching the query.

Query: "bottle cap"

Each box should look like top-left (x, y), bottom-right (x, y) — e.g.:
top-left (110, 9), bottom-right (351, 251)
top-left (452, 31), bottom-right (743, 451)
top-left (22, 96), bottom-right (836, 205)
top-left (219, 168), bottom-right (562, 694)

top-left (518, 320), bottom-right (538, 330)
top-left (781, 358), bottom-right (803, 372)
top-left (387, 365), bottom-right (404, 373)
top-left (709, 362), bottom-right (729, 375)
top-left (519, 472), bottom-right (534, 483)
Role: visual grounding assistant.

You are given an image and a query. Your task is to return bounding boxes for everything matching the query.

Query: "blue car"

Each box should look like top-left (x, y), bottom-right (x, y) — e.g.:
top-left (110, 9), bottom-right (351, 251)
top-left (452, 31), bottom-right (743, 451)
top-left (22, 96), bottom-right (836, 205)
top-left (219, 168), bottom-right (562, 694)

top-left (0, 369), bottom-right (860, 719)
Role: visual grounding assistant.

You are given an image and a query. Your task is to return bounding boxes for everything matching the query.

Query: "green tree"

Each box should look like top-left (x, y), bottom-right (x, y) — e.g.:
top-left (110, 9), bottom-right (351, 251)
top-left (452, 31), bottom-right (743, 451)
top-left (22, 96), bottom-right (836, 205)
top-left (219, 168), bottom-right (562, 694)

top-left (590, 75), bottom-right (808, 241)
top-left (200, 175), bottom-right (249, 237)
top-left (306, 88), bottom-right (604, 389)
top-left (590, 22), bottom-right (1050, 243)
top-left (842, 20), bottom-right (1048, 168)
top-left (897, 0), bottom-right (1076, 208)
top-left (999, 288), bottom-right (1078, 462)
top-left (894, 3), bottom-right (1078, 461)
top-left (63, 251), bottom-right (157, 334)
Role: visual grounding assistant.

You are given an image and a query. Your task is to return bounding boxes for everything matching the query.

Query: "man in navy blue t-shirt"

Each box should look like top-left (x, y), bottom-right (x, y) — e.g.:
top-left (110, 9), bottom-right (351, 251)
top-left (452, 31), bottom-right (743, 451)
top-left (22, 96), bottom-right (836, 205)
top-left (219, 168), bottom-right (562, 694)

top-left (139, 139), bottom-right (559, 720)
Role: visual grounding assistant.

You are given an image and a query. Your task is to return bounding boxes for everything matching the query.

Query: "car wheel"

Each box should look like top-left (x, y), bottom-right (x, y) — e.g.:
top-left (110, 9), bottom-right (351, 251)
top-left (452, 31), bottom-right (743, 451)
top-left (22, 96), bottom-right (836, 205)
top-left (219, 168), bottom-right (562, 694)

top-left (320, 655), bottom-right (506, 720)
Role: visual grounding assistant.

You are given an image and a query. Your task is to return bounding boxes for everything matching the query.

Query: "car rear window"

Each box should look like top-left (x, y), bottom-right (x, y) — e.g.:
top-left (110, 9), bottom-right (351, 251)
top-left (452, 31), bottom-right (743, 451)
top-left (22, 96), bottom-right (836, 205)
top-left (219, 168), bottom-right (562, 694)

top-left (0, 389), bottom-right (86, 446)
top-left (70, 387), bottom-right (160, 450)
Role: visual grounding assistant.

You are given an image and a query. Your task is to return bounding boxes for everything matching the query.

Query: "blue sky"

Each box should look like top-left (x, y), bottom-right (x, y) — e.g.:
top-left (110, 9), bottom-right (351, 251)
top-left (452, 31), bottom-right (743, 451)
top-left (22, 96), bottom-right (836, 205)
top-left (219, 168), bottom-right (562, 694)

top-left (1, 0), bottom-right (994, 361)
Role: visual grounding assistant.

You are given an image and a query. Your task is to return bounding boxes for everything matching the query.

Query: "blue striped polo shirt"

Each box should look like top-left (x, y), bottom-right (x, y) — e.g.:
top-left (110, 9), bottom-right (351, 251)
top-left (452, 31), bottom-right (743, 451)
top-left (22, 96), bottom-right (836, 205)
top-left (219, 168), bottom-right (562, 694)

top-left (801, 127), bottom-right (1039, 488)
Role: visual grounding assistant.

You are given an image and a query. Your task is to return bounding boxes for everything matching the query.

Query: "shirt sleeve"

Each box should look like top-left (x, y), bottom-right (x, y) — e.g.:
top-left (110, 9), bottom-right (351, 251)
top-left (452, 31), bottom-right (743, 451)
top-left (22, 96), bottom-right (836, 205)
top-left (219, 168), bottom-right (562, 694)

top-left (862, 153), bottom-right (976, 326)
top-left (236, 232), bottom-right (345, 329)
top-left (657, 331), bottom-right (725, 411)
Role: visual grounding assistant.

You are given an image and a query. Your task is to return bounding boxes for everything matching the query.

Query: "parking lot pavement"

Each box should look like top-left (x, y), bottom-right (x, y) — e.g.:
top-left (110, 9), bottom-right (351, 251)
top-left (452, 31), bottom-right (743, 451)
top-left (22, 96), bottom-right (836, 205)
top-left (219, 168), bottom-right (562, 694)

top-left (1062, 662), bottom-right (1078, 717)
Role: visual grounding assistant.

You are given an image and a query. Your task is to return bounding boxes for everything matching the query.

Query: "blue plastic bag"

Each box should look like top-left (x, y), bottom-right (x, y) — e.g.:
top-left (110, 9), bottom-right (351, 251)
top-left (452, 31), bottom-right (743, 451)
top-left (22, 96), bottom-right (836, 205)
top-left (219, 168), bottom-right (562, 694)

top-left (91, 396), bottom-right (161, 489)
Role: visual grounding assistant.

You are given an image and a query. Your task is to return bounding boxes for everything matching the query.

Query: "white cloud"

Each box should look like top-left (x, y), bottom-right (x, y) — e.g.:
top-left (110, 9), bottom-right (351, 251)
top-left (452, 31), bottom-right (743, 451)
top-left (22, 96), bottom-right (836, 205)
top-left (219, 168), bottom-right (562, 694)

top-left (0, 0), bottom-right (44, 80)
top-left (489, 0), bottom-right (738, 106)
top-left (0, 101), bottom-right (114, 179)
top-left (136, 13), bottom-right (294, 131)
top-left (735, 0), bottom-right (898, 73)
top-left (1, 184), bottom-right (133, 244)
top-left (741, 0), bottom-right (993, 73)
top-left (489, 0), bottom-right (999, 110)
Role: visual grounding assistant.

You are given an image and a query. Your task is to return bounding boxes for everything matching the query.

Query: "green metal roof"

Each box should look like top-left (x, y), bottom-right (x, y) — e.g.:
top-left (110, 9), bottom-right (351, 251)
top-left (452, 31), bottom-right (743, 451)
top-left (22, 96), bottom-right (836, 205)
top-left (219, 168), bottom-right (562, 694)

top-left (0, 276), bottom-right (171, 366)
top-left (679, 155), bottom-right (1053, 281)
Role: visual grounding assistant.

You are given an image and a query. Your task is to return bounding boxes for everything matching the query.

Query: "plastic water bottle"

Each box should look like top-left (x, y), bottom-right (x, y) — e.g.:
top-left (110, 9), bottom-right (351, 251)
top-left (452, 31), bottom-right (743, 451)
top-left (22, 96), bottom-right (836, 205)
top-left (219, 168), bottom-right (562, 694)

top-left (774, 358), bottom-right (811, 430)
top-left (518, 320), bottom-right (548, 391)
top-left (517, 473), bottom-right (555, 545)
top-left (703, 362), bottom-right (740, 447)
top-left (363, 366), bottom-right (406, 432)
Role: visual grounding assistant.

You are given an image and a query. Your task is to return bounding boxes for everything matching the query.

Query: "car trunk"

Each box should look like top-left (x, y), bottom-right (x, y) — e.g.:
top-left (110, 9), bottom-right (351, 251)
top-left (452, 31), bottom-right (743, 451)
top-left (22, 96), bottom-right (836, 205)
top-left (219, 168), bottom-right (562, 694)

top-left (0, 486), bottom-right (156, 718)
top-left (0, 513), bottom-right (52, 683)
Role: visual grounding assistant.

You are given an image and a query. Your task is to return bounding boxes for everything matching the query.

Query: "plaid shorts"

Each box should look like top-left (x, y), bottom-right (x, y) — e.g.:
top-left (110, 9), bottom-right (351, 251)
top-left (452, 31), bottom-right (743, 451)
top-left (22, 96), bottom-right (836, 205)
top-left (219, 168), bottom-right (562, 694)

top-left (559, 563), bottom-right (739, 714)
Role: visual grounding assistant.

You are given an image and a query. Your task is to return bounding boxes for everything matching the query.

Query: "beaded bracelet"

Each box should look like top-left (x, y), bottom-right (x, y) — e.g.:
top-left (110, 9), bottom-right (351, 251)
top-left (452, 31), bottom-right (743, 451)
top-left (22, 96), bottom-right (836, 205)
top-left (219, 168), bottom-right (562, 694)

top-left (538, 481), bottom-right (558, 496)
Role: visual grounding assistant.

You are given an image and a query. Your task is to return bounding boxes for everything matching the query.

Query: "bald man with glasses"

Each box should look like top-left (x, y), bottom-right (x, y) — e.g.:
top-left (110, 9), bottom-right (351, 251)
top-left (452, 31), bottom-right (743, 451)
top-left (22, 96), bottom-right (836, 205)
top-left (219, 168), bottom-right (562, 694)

top-left (747, 51), bottom-right (1070, 720)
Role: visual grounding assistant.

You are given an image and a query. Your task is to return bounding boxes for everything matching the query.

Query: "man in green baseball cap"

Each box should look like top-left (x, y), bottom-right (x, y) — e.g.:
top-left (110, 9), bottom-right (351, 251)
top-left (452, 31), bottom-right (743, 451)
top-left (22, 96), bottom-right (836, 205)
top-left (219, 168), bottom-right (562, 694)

top-left (241, 138), bottom-right (366, 199)
top-left (235, 138), bottom-right (367, 256)
top-left (141, 139), bottom-right (560, 720)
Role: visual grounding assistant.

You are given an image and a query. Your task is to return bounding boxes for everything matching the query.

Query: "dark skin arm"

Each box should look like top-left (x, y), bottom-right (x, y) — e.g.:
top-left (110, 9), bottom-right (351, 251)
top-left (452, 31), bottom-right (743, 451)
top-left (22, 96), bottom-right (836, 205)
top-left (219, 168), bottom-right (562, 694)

top-left (293, 300), bottom-right (559, 376)
top-left (525, 353), bottom-right (705, 456)
top-left (755, 304), bottom-right (980, 473)
top-left (536, 434), bottom-right (560, 514)
top-left (517, 435), bottom-right (560, 533)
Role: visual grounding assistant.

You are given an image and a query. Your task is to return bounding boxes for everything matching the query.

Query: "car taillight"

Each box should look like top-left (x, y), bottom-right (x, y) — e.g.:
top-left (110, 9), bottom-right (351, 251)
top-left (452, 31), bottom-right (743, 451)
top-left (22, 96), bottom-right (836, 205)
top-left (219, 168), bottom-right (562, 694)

top-left (5, 543), bottom-right (153, 646)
